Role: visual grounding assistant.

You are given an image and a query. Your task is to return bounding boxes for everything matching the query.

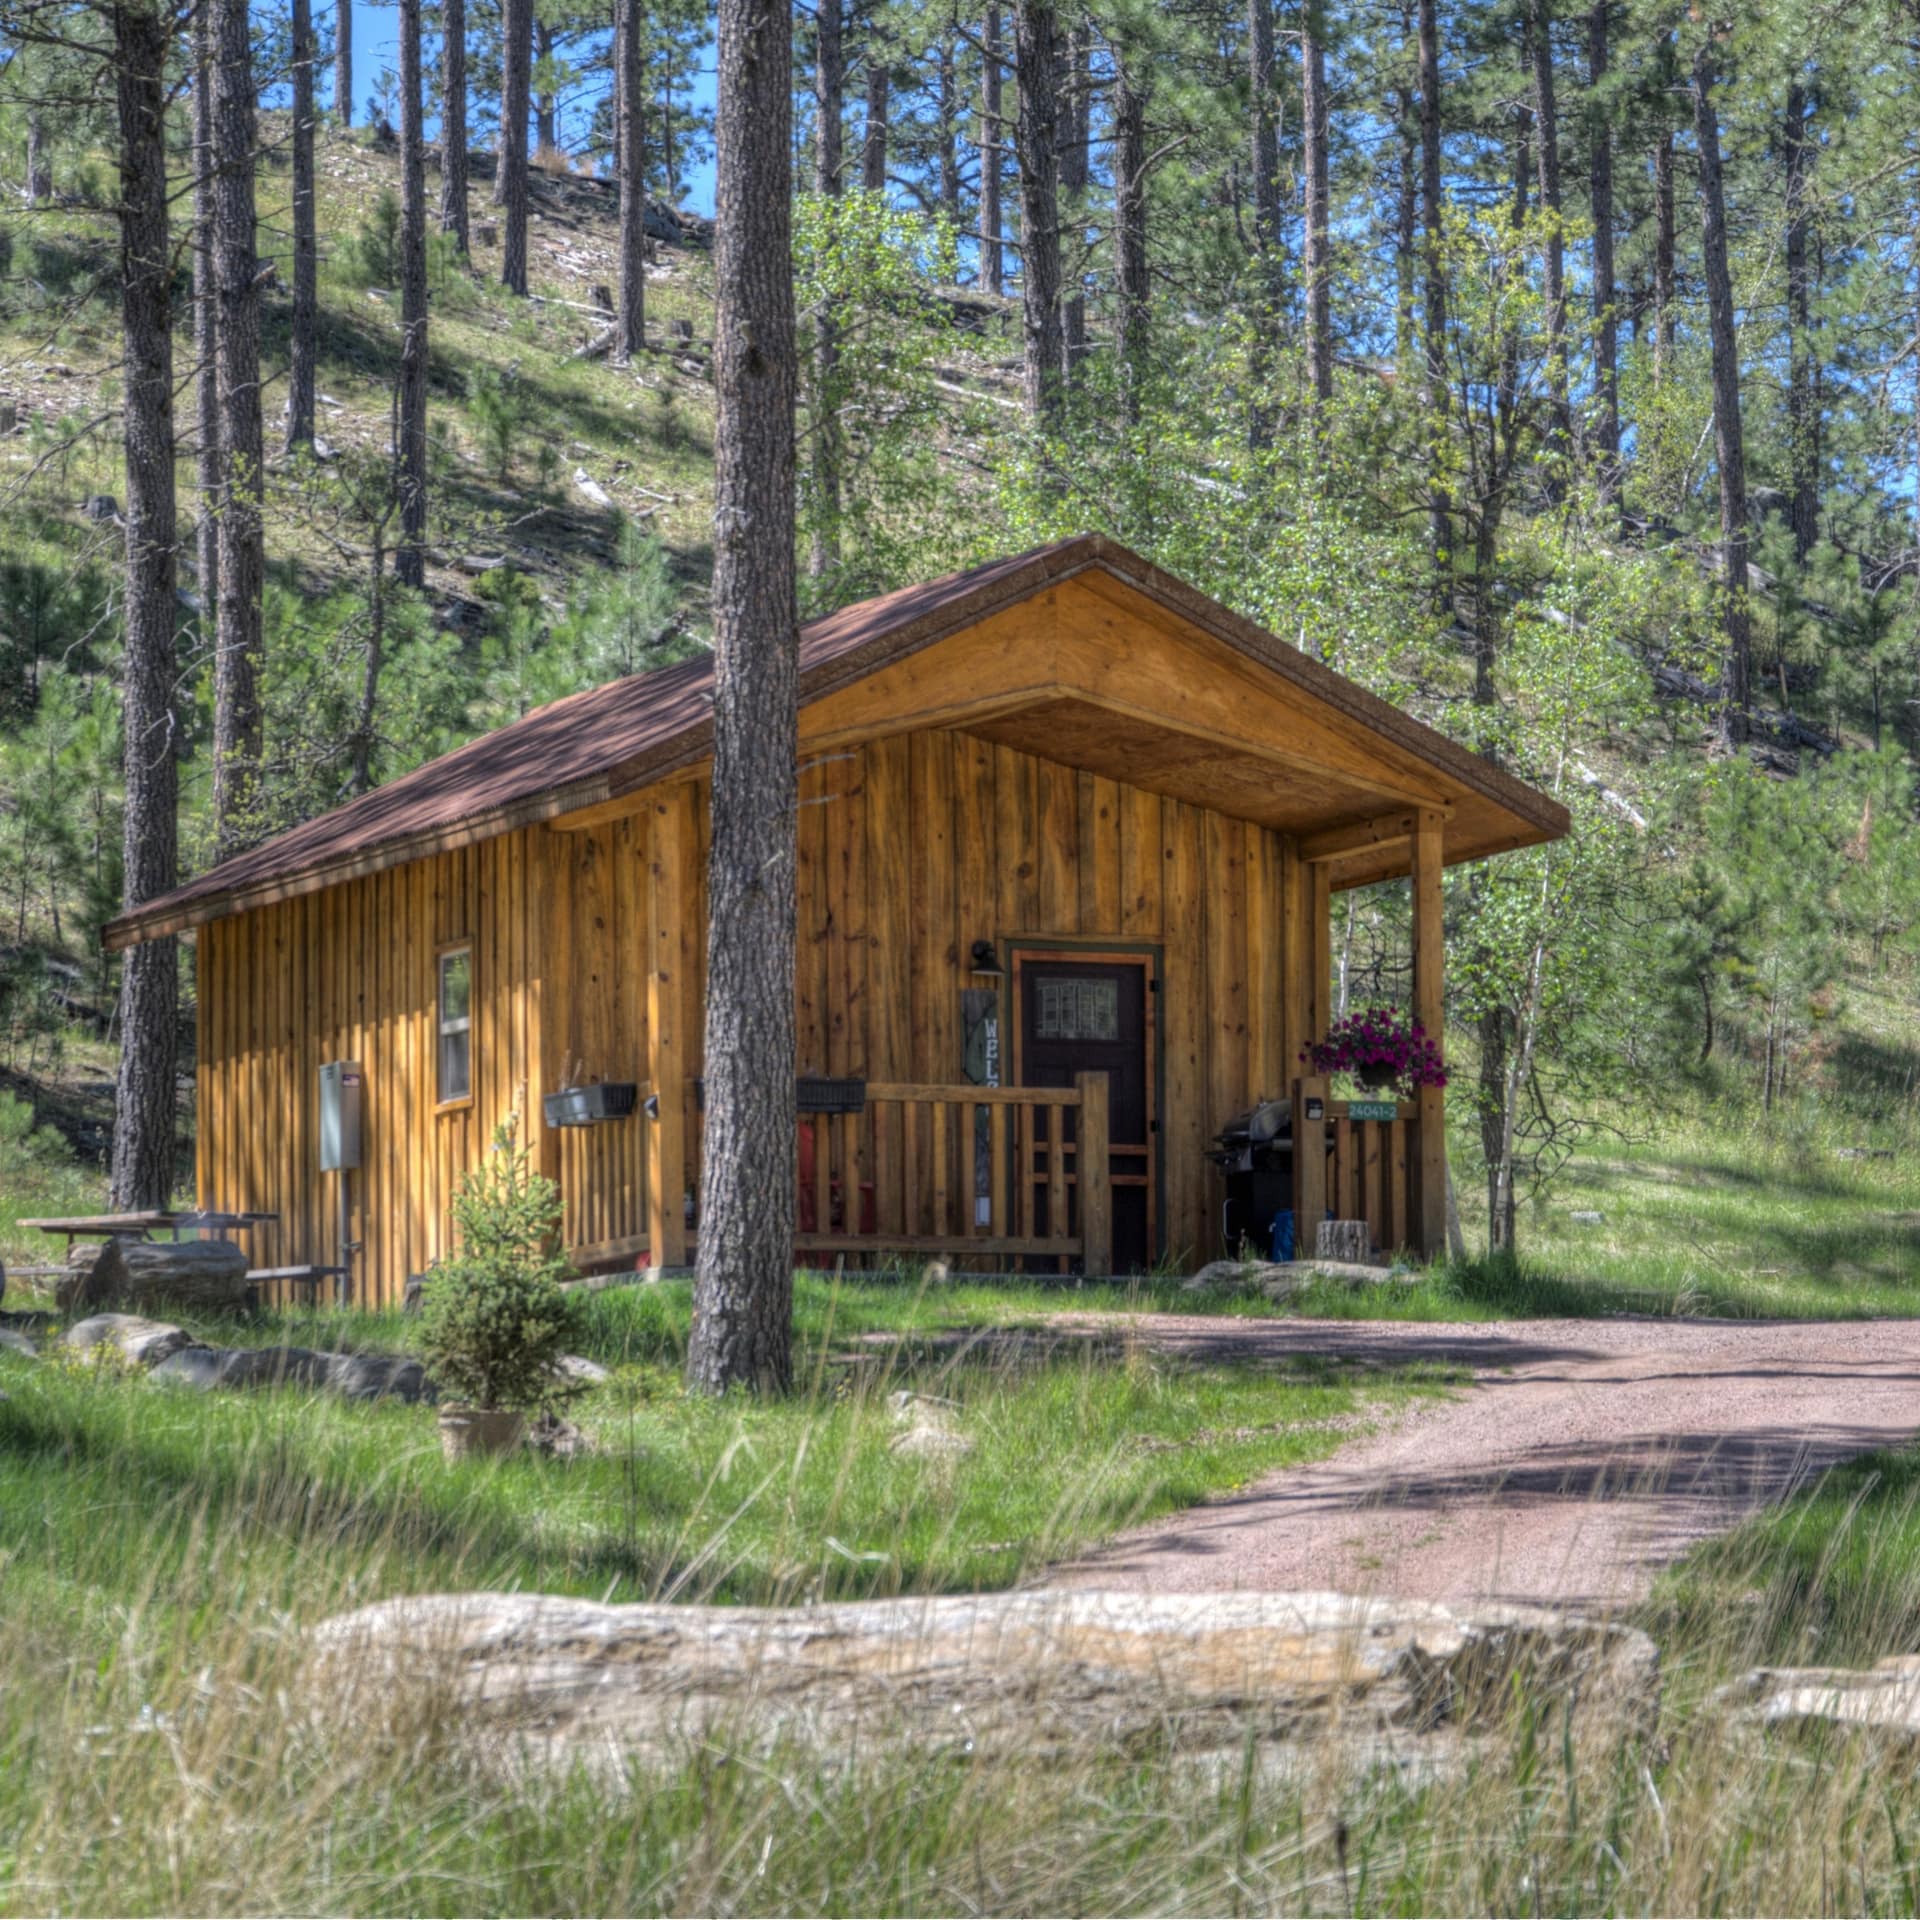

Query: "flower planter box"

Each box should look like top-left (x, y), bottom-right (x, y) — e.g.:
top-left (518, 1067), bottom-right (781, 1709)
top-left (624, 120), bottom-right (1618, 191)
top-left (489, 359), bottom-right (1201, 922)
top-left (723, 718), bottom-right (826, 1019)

top-left (543, 1082), bottom-right (639, 1129)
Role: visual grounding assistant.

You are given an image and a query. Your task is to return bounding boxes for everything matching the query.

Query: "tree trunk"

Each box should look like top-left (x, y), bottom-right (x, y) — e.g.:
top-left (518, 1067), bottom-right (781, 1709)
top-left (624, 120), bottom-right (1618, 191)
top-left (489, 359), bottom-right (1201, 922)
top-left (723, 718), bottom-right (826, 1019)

top-left (861, 32), bottom-right (888, 193)
top-left (499, 0), bottom-right (531, 289)
top-left (1417, 0), bottom-right (1450, 599)
top-left (979, 5), bottom-right (1003, 295)
top-left (1113, 56), bottom-right (1148, 414)
top-left (396, 0), bottom-right (429, 588)
top-left (351, 512), bottom-right (388, 795)
top-left (1652, 129), bottom-right (1674, 383)
top-left (1784, 78), bottom-right (1818, 563)
top-left (1394, 72), bottom-right (1415, 368)
top-left (1248, 0), bottom-right (1282, 304)
top-left (110, 0), bottom-right (181, 1211)
top-left (1527, 0), bottom-right (1570, 473)
top-left (439, 0), bottom-right (470, 251)
top-left (286, 0), bottom-right (318, 453)
top-left (938, 33), bottom-right (960, 223)
top-left (1302, 0), bottom-right (1332, 402)
top-left (690, 0), bottom-right (798, 1398)
top-left (1058, 19), bottom-right (1089, 381)
top-left (192, 2), bottom-right (220, 627)
top-left (810, 0), bottom-right (844, 583)
top-left (211, 0), bottom-right (264, 862)
top-left (616, 0), bottom-right (645, 364)
top-left (1011, 0), bottom-right (1062, 428)
top-left (25, 110), bottom-right (50, 203)
top-left (1587, 0), bottom-right (1618, 504)
top-left (335, 0), bottom-right (351, 123)
top-left (1691, 40), bottom-right (1751, 750)
top-left (534, 20), bottom-right (556, 154)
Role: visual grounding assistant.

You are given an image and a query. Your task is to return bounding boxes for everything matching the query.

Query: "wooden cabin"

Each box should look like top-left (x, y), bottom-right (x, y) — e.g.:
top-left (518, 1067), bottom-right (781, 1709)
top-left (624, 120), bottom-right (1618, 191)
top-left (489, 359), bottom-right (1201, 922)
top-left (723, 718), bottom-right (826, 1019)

top-left (106, 536), bottom-right (1568, 1308)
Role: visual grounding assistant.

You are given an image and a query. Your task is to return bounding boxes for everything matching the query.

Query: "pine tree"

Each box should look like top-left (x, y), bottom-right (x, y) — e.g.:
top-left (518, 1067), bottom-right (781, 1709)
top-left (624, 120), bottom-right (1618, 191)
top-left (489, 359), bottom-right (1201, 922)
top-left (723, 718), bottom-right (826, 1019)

top-left (441, 0), bottom-right (472, 251)
top-left (396, 0), bottom-right (430, 587)
top-left (285, 0), bottom-right (318, 453)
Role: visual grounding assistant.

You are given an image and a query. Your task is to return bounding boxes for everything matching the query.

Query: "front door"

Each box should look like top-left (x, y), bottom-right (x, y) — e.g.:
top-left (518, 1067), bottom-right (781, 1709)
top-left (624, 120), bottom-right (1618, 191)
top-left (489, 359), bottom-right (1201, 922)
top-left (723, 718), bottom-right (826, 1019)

top-left (1013, 949), bottom-right (1156, 1272)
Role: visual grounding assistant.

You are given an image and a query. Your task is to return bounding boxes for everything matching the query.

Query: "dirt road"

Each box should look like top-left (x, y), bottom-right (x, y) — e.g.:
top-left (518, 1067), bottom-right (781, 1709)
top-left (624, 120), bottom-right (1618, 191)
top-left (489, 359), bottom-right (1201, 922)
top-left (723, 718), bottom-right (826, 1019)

top-left (1050, 1315), bottom-right (1920, 1607)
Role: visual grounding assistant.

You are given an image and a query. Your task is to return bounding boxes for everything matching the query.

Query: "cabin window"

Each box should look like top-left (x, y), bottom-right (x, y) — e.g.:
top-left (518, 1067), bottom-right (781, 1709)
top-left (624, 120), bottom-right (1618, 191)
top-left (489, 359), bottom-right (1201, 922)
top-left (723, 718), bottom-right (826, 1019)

top-left (437, 945), bottom-right (473, 1105)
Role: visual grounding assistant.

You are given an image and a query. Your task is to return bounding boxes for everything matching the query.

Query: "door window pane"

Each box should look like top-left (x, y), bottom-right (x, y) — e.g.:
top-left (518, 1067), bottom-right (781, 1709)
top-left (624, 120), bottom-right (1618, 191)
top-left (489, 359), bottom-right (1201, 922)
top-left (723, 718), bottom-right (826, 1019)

top-left (1035, 977), bottom-right (1119, 1042)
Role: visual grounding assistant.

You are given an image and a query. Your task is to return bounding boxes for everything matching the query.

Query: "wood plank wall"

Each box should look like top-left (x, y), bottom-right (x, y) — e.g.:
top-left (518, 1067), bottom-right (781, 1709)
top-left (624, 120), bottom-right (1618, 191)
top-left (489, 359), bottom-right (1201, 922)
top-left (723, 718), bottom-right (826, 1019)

top-left (195, 730), bottom-right (1303, 1304)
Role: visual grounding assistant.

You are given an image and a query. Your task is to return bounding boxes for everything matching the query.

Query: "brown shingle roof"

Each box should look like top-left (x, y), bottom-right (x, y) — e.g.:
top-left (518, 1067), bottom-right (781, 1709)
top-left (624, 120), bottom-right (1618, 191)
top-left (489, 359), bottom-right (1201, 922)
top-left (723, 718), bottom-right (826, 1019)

top-left (104, 535), bottom-right (1567, 949)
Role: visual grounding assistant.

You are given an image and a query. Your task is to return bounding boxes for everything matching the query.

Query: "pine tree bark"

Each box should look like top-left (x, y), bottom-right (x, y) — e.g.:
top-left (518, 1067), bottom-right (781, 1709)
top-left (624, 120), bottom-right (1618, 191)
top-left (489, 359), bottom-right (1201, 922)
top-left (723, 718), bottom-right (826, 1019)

top-left (937, 32), bottom-right (960, 222)
top-left (1302, 0), bottom-right (1332, 402)
top-left (1394, 66), bottom-right (1415, 368)
top-left (211, 0), bottom-right (264, 861)
top-left (1417, 0), bottom-right (1450, 595)
top-left (979, 4), bottom-right (1003, 294)
top-left (110, 0), bottom-right (180, 1210)
top-left (286, 0), bottom-right (318, 453)
top-left (1587, 0), bottom-right (1618, 503)
top-left (810, 0), bottom-right (844, 583)
top-left (335, 0), bottom-right (351, 122)
top-left (192, 2), bottom-right (220, 625)
top-left (396, 0), bottom-right (429, 588)
top-left (1652, 128), bottom-right (1674, 381)
top-left (615, 0), bottom-right (645, 364)
top-left (499, 0), bottom-right (532, 289)
top-left (1691, 38), bottom-right (1751, 749)
top-left (1113, 57), bottom-right (1148, 417)
top-left (534, 20), bottom-right (556, 153)
top-left (690, 0), bottom-right (798, 1399)
top-left (440, 0), bottom-right (470, 251)
top-left (1058, 18), bottom-right (1089, 381)
top-left (25, 110), bottom-right (50, 203)
top-left (1784, 78), bottom-right (1818, 562)
top-left (861, 31), bottom-right (888, 192)
top-left (1011, 0), bottom-right (1062, 427)
top-left (1527, 0), bottom-right (1570, 471)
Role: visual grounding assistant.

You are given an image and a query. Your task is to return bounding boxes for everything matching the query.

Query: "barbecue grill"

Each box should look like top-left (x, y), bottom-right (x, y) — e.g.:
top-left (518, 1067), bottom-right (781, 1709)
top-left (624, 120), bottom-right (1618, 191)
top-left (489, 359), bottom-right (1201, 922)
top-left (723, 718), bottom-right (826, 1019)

top-left (1208, 1099), bottom-right (1295, 1255)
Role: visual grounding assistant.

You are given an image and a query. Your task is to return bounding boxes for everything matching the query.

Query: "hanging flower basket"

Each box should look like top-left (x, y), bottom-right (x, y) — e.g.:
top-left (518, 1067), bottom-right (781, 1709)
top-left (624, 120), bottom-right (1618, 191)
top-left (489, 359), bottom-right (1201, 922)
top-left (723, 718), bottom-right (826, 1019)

top-left (1305, 1007), bottom-right (1446, 1098)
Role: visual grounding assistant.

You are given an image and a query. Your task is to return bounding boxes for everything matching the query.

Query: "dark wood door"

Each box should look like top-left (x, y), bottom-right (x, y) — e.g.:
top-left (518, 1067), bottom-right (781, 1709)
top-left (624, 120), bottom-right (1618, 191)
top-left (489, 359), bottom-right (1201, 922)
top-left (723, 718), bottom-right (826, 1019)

top-left (1014, 951), bottom-right (1155, 1272)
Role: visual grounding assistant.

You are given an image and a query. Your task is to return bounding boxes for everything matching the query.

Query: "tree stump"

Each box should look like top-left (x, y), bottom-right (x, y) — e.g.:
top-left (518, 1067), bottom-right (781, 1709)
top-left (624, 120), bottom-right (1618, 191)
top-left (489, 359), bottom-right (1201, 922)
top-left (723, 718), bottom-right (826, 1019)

top-left (1315, 1218), bottom-right (1376, 1266)
top-left (59, 1236), bottom-right (252, 1316)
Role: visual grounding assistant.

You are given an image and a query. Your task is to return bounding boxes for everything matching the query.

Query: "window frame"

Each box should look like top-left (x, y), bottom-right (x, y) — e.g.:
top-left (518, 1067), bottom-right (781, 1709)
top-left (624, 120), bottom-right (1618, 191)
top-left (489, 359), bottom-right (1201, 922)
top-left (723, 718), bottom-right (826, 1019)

top-left (435, 939), bottom-right (475, 1113)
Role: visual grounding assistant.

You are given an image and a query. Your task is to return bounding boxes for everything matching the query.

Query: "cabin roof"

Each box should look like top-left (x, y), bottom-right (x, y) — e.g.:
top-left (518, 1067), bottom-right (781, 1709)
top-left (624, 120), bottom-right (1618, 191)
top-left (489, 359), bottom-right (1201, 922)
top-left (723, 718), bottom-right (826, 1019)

top-left (104, 534), bottom-right (1569, 951)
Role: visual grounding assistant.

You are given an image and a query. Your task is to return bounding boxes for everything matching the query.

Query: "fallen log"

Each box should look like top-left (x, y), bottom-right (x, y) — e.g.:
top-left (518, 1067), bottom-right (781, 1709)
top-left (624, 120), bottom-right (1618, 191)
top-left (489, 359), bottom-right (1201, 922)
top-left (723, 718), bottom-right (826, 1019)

top-left (311, 1588), bottom-right (1658, 1773)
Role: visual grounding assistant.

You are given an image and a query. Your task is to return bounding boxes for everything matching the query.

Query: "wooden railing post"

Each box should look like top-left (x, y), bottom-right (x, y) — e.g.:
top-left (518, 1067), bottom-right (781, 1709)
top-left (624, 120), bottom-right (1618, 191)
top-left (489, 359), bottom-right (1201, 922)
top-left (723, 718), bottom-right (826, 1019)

top-left (644, 784), bottom-right (691, 1273)
top-left (1076, 1070), bottom-right (1112, 1277)
top-left (1411, 808), bottom-right (1447, 1259)
top-left (1293, 1075), bottom-right (1328, 1253)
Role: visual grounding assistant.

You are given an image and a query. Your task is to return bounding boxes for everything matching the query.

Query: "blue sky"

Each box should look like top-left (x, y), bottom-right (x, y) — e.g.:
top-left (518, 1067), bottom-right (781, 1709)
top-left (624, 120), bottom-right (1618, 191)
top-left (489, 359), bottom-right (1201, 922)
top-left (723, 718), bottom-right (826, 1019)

top-left (342, 0), bottom-right (720, 213)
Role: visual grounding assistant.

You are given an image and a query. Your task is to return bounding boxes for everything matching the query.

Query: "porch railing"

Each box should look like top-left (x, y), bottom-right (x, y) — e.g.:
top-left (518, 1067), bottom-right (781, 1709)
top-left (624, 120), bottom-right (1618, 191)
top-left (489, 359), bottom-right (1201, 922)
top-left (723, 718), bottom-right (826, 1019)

top-left (1291, 1075), bottom-right (1424, 1260)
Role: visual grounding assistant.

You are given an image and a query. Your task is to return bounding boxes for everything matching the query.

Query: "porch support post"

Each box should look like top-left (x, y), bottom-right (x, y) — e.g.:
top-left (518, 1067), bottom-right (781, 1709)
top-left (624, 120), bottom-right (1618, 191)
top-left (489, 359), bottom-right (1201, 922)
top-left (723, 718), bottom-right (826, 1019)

top-left (1075, 1070), bottom-right (1112, 1277)
top-left (1410, 807), bottom-right (1447, 1259)
top-left (1279, 839), bottom-right (1310, 1080)
top-left (1309, 861), bottom-right (1333, 1043)
top-left (645, 782), bottom-right (693, 1272)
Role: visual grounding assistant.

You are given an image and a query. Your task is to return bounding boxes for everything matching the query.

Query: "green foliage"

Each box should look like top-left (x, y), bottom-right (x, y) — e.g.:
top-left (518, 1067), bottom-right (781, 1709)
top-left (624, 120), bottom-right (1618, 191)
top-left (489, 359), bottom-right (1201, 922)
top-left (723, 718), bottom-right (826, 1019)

top-left (415, 1120), bottom-right (574, 1412)
top-left (466, 364), bottom-right (526, 483)
top-left (336, 188), bottom-right (401, 289)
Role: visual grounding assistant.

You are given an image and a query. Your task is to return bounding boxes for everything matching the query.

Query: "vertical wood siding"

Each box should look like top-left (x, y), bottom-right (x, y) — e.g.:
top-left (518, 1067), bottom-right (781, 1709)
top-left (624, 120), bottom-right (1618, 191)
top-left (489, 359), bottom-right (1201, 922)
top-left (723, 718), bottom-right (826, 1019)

top-left (195, 734), bottom-right (1300, 1302)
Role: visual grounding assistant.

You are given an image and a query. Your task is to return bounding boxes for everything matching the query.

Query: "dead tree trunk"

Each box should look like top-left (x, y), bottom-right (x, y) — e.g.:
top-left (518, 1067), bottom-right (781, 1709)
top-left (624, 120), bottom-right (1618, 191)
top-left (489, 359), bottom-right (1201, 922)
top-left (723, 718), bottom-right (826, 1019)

top-left (1011, 0), bottom-right (1063, 428)
top-left (286, 0), bottom-right (318, 452)
top-left (499, 0), bottom-right (532, 290)
top-left (979, 5), bottom-right (1003, 294)
top-left (1692, 38), bottom-right (1751, 749)
top-left (396, 0), bottom-right (429, 587)
top-left (1303, 0), bottom-right (1332, 403)
top-left (615, 0), bottom-right (645, 364)
top-left (1784, 77), bottom-right (1818, 562)
top-left (1587, 0), bottom-right (1618, 503)
top-left (110, 0), bottom-right (181, 1210)
top-left (335, 0), bottom-right (351, 122)
top-left (439, 0), bottom-right (470, 251)
top-left (211, 0), bottom-right (264, 861)
top-left (691, 0), bottom-right (799, 1397)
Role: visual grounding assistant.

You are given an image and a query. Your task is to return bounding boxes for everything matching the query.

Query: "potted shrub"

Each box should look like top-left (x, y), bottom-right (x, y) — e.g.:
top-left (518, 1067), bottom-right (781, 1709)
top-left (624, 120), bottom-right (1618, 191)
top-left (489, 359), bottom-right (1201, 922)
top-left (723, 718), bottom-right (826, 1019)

top-left (418, 1117), bottom-right (574, 1461)
top-left (1306, 1007), bottom-right (1447, 1098)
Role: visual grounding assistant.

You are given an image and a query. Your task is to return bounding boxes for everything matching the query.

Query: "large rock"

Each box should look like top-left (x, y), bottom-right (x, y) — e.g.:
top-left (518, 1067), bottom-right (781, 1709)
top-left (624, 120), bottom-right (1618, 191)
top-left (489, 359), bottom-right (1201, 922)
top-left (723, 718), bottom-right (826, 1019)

top-left (63, 1313), bottom-right (200, 1368)
top-left (0, 1326), bottom-right (37, 1358)
top-left (1736, 1657), bottom-right (1920, 1740)
top-left (325, 1352), bottom-right (434, 1403)
top-left (310, 1589), bottom-right (1658, 1773)
top-left (60, 1236), bottom-right (251, 1316)
top-left (151, 1345), bottom-right (338, 1393)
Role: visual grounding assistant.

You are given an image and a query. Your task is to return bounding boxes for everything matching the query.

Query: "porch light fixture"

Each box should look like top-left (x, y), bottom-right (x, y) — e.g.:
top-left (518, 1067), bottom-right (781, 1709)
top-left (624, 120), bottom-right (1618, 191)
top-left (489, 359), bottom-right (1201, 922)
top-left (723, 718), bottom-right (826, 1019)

top-left (969, 940), bottom-right (1005, 978)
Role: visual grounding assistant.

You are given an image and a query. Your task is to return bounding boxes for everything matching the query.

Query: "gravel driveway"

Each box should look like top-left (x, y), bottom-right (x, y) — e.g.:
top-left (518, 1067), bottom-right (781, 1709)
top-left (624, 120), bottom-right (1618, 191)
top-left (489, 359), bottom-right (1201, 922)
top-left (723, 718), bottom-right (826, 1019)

top-left (1049, 1315), bottom-right (1920, 1608)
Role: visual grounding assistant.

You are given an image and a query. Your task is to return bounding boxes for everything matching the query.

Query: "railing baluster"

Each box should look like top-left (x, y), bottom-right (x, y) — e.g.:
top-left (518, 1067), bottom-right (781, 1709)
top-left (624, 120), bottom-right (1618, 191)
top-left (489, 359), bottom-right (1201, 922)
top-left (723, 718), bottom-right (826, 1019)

top-left (931, 1100), bottom-right (950, 1240)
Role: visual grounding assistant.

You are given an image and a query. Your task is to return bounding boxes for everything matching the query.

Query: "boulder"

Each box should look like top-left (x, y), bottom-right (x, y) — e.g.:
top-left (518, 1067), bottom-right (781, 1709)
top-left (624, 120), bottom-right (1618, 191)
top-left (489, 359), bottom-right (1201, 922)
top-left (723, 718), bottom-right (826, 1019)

top-left (1184, 1258), bottom-right (1413, 1298)
top-left (1735, 1657), bottom-right (1920, 1741)
top-left (151, 1345), bottom-right (339, 1393)
top-left (60, 1236), bottom-right (251, 1316)
top-left (63, 1313), bottom-right (200, 1368)
top-left (551, 1353), bottom-right (610, 1388)
top-left (310, 1589), bottom-right (1658, 1774)
top-left (325, 1352), bottom-right (434, 1403)
top-left (0, 1326), bottom-right (36, 1358)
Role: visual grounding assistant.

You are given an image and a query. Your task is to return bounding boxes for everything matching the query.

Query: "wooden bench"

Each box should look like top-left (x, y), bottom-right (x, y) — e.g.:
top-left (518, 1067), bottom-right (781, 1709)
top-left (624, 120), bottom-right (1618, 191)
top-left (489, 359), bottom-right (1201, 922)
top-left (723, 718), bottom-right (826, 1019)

top-left (246, 1265), bottom-right (350, 1310)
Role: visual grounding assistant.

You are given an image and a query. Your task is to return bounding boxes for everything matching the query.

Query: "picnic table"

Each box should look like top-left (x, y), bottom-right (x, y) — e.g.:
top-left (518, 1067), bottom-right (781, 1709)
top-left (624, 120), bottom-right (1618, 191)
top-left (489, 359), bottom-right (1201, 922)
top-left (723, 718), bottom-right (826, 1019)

top-left (19, 1210), bottom-right (279, 1253)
